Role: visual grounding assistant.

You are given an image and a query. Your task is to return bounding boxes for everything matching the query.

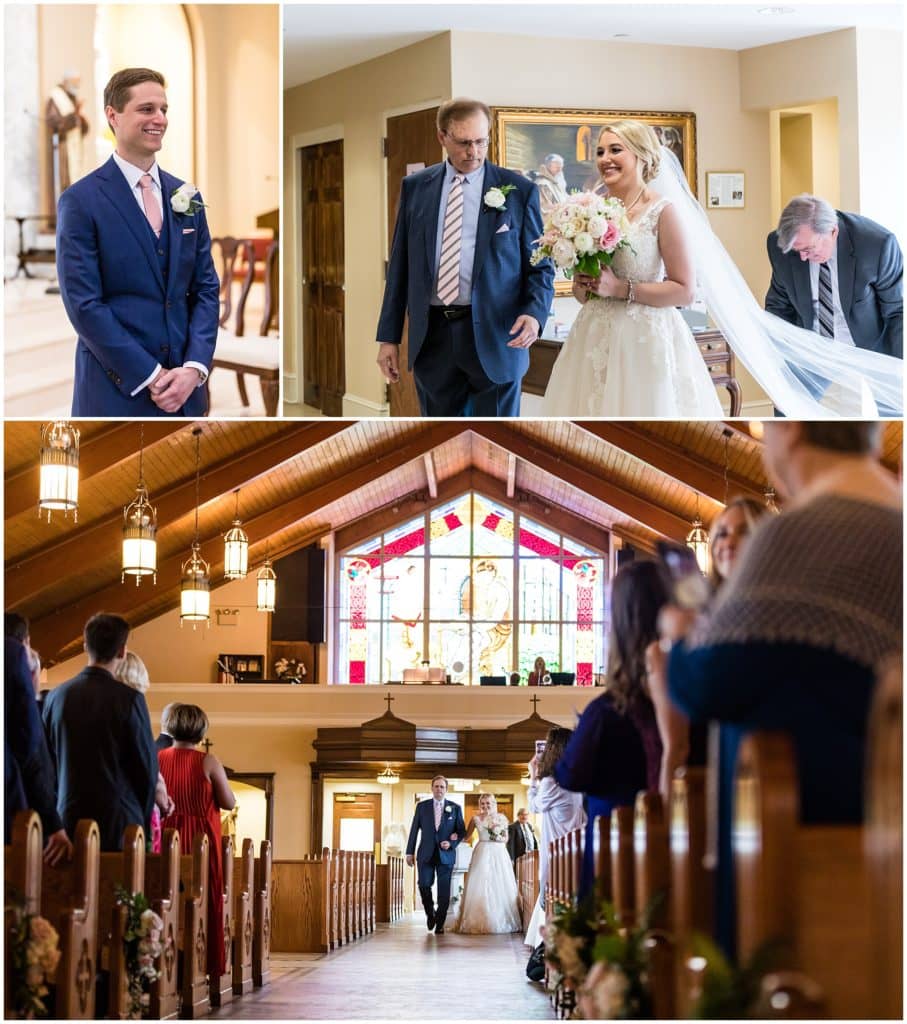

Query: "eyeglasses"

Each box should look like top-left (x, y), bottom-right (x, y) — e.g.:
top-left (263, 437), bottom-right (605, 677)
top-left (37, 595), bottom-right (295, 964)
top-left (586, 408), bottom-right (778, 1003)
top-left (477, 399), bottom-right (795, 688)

top-left (443, 132), bottom-right (490, 151)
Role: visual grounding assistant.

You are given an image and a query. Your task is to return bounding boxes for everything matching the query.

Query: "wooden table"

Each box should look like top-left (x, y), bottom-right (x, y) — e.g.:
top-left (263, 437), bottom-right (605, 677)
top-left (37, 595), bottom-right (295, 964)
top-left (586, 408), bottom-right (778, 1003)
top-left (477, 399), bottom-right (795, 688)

top-left (524, 326), bottom-right (742, 416)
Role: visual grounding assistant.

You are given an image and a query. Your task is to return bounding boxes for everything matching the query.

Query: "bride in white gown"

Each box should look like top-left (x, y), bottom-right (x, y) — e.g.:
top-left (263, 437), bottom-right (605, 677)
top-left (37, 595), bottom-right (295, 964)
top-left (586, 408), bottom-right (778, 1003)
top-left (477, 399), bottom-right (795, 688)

top-left (540, 119), bottom-right (723, 417)
top-left (453, 793), bottom-right (522, 934)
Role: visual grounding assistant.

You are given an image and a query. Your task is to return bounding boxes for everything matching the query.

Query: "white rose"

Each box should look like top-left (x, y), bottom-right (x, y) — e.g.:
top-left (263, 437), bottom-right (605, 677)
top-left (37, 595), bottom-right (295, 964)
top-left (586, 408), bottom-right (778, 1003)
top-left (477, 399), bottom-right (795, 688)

top-left (170, 192), bottom-right (191, 213)
top-left (574, 231), bottom-right (595, 255)
top-left (561, 219), bottom-right (579, 239)
top-left (484, 187), bottom-right (506, 209)
top-left (587, 215), bottom-right (607, 237)
top-left (552, 205), bottom-right (572, 228)
top-left (180, 183), bottom-right (199, 197)
top-left (552, 238), bottom-right (577, 268)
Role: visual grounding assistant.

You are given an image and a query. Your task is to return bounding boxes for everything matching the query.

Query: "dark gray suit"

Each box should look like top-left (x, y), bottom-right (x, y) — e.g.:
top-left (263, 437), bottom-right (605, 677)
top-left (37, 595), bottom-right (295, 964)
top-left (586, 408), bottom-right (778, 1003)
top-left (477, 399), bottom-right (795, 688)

top-left (42, 665), bottom-right (158, 851)
top-left (765, 211), bottom-right (902, 359)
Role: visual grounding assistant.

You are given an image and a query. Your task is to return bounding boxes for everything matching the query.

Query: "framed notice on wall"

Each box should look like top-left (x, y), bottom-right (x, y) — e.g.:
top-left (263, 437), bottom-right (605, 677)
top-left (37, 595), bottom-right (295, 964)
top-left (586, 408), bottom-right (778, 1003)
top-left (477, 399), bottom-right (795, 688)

top-left (706, 171), bottom-right (745, 208)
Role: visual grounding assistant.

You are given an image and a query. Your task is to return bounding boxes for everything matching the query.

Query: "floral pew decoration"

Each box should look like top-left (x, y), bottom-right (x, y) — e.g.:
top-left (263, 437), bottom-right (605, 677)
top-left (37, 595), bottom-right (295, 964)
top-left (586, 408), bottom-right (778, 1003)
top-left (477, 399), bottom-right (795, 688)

top-left (6, 897), bottom-right (61, 1019)
top-left (115, 887), bottom-right (164, 1020)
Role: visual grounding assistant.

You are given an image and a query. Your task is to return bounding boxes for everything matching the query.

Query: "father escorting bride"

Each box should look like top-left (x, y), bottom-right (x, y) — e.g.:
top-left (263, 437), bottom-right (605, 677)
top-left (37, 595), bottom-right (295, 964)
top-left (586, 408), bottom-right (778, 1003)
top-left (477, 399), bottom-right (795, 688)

top-left (406, 776), bottom-right (466, 934)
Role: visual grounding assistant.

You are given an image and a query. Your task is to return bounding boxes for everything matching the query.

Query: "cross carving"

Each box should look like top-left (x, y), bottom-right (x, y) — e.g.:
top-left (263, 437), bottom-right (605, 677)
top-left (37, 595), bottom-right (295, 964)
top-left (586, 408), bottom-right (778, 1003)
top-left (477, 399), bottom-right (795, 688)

top-left (530, 695), bottom-right (541, 713)
top-left (202, 738), bottom-right (213, 753)
top-left (384, 693), bottom-right (395, 713)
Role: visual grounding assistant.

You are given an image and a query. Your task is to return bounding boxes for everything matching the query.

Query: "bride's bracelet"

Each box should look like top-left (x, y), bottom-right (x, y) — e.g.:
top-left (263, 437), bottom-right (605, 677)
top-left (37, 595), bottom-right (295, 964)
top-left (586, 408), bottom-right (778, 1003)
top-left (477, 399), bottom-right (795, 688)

top-left (626, 279), bottom-right (636, 304)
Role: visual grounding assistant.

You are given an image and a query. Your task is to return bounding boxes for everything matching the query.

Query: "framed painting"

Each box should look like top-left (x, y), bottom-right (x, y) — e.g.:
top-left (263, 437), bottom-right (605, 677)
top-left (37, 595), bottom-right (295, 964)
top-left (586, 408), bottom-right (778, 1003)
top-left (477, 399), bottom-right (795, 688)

top-left (490, 107), bottom-right (697, 294)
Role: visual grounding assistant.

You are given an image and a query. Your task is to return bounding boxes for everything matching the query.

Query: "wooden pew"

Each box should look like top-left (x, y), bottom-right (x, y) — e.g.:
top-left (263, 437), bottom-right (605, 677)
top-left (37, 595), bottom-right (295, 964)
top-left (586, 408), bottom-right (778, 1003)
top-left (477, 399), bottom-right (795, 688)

top-left (516, 848), bottom-right (539, 933)
top-left (144, 827), bottom-right (180, 1020)
top-left (97, 824), bottom-right (145, 1019)
top-left (610, 805), bottom-right (636, 927)
top-left (232, 838), bottom-right (255, 995)
top-left (591, 814), bottom-right (612, 902)
top-left (734, 732), bottom-right (871, 1018)
top-left (865, 657), bottom-right (902, 1020)
top-left (326, 846), bottom-right (339, 950)
top-left (334, 849), bottom-right (348, 947)
top-left (670, 766), bottom-right (714, 1017)
top-left (376, 855), bottom-right (405, 923)
top-left (367, 852), bottom-right (376, 933)
top-left (42, 818), bottom-right (101, 1019)
top-left (178, 833), bottom-right (210, 1019)
top-left (271, 850), bottom-right (331, 953)
top-left (633, 791), bottom-right (674, 1019)
top-left (210, 835), bottom-right (234, 1008)
top-left (5, 810), bottom-right (44, 1020)
top-left (253, 840), bottom-right (272, 987)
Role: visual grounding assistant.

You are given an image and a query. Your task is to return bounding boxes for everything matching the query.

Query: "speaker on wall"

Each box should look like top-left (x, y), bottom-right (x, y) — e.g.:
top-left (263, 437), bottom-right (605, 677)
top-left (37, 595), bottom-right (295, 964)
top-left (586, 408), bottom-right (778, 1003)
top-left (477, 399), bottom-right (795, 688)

top-left (271, 545), bottom-right (325, 643)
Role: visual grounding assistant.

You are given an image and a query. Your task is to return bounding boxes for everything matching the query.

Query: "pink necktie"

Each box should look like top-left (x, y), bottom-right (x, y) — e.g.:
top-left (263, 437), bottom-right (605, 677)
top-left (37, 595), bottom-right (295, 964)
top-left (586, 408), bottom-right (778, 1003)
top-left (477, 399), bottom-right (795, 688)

top-left (437, 174), bottom-right (464, 305)
top-left (139, 173), bottom-right (162, 237)
top-left (434, 801), bottom-right (442, 830)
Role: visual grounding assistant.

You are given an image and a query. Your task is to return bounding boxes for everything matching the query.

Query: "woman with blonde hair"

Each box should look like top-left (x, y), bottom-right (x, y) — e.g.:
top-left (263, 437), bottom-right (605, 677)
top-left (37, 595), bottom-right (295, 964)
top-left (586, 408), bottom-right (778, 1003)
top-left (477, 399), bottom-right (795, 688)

top-left (453, 792), bottom-right (521, 934)
top-left (114, 651), bottom-right (172, 852)
top-left (540, 119), bottom-right (722, 417)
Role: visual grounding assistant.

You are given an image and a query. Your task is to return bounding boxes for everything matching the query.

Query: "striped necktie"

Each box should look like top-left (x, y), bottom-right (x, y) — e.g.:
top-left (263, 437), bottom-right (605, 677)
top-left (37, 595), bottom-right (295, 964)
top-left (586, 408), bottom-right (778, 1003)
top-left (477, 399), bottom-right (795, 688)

top-left (817, 261), bottom-right (835, 339)
top-left (437, 174), bottom-right (465, 305)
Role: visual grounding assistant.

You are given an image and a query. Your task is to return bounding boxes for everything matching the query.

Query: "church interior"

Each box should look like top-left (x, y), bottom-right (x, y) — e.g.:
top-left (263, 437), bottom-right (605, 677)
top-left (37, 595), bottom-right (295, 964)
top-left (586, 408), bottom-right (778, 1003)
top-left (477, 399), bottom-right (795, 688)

top-left (4, 416), bottom-right (902, 1019)
top-left (282, 4), bottom-right (903, 417)
top-left (3, 3), bottom-right (280, 417)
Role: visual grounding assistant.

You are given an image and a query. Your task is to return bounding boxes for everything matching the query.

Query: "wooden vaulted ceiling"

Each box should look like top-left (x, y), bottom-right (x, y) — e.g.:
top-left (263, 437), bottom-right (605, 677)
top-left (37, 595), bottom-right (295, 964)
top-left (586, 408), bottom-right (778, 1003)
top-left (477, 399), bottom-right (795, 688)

top-left (5, 419), bottom-right (901, 666)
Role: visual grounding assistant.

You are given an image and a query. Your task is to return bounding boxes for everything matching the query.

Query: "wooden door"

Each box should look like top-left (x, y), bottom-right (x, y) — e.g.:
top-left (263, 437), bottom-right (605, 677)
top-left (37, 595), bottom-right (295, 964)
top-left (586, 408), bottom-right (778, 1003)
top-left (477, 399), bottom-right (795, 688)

top-left (301, 140), bottom-right (345, 415)
top-left (332, 793), bottom-right (382, 852)
top-left (384, 107), bottom-right (441, 417)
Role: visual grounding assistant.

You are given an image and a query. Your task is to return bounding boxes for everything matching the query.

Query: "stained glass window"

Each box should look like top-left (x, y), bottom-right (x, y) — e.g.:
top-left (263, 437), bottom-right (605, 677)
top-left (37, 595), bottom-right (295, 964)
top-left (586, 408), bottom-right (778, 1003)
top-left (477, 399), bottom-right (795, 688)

top-left (337, 494), bottom-right (608, 685)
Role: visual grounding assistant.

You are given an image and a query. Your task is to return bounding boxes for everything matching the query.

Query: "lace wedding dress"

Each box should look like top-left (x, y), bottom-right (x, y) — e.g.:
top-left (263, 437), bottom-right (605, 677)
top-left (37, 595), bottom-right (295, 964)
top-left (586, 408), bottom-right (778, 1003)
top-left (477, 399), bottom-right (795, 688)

top-left (453, 818), bottom-right (522, 934)
top-left (540, 197), bottom-right (724, 417)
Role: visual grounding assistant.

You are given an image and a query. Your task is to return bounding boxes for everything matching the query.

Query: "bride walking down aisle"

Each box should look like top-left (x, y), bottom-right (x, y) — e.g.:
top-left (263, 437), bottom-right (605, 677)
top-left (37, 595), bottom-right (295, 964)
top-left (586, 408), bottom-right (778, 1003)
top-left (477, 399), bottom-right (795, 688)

top-left (454, 794), bottom-right (522, 934)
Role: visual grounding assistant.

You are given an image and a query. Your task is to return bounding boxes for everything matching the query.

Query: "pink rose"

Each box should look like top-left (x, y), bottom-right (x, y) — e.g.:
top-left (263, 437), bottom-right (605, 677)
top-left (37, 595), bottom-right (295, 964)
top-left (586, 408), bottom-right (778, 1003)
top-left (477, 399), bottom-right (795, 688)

top-left (600, 221), bottom-right (622, 251)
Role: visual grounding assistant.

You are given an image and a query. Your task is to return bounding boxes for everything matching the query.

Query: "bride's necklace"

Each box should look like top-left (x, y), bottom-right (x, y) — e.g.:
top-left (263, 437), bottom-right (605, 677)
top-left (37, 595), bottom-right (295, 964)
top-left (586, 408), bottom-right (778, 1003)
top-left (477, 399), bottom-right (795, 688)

top-left (624, 186), bottom-right (647, 216)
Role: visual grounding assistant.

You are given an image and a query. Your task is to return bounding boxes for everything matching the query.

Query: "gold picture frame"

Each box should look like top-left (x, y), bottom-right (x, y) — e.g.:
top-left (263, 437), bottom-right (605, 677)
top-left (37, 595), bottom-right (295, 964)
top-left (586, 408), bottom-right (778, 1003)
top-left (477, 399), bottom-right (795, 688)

top-left (490, 107), bottom-right (697, 294)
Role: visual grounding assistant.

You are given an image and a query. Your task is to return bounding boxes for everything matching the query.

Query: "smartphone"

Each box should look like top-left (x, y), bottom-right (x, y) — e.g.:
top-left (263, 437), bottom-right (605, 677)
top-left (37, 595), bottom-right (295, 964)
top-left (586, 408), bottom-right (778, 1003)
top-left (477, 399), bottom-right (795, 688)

top-left (534, 739), bottom-right (547, 757)
top-left (656, 541), bottom-right (712, 610)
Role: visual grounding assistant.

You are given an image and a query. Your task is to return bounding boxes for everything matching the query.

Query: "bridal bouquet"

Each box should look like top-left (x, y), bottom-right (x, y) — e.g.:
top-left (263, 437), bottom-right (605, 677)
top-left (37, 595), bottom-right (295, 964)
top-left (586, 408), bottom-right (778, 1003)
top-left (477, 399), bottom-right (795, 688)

top-left (486, 814), bottom-right (509, 843)
top-left (530, 193), bottom-right (632, 277)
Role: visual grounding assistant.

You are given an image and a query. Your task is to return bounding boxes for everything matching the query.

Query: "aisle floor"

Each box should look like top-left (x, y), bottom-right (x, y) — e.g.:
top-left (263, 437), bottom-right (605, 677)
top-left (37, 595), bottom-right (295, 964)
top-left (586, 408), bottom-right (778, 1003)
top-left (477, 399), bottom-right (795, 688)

top-left (210, 915), bottom-right (551, 1020)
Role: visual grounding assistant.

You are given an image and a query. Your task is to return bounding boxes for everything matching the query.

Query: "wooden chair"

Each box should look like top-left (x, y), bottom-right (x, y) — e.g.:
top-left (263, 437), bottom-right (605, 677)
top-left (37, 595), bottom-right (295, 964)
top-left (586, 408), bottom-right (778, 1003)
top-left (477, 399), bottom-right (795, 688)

top-left (252, 840), bottom-right (272, 987)
top-left (734, 732), bottom-right (871, 1018)
top-left (232, 839), bottom-right (255, 996)
top-left (178, 833), bottom-right (210, 1019)
top-left (145, 828), bottom-right (180, 1020)
top-left (212, 238), bottom-right (280, 416)
top-left (211, 236), bottom-right (249, 329)
top-left (865, 656), bottom-right (902, 1020)
top-left (97, 824), bottom-right (145, 1019)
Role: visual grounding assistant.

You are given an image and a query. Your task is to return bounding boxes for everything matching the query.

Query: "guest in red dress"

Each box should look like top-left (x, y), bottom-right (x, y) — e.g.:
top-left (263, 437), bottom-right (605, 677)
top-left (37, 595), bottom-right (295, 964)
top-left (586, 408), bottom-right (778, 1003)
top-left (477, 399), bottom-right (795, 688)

top-left (158, 703), bottom-right (235, 979)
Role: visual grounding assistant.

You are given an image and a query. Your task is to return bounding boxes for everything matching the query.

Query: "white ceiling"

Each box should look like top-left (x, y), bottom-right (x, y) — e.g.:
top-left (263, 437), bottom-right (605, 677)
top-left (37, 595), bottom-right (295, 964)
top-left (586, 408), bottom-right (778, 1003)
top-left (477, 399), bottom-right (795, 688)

top-left (284, 2), bottom-right (903, 89)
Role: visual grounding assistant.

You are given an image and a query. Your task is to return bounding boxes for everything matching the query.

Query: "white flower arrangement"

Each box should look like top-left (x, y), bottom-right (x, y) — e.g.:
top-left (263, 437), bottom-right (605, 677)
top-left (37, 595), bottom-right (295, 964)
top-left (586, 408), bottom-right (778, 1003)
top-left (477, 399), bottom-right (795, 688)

top-left (531, 192), bottom-right (632, 275)
top-left (483, 184), bottom-right (516, 211)
top-left (170, 183), bottom-right (206, 217)
top-left (486, 812), bottom-right (509, 843)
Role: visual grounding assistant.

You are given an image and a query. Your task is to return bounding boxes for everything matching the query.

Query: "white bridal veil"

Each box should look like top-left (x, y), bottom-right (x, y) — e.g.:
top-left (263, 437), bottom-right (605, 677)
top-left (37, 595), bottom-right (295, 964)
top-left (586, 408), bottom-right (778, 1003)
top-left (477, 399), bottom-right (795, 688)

top-left (650, 148), bottom-right (903, 417)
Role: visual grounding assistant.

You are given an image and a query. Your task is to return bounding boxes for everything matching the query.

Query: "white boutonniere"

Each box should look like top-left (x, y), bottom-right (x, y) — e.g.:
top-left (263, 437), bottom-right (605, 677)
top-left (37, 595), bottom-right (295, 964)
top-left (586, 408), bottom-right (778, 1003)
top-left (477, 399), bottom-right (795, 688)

top-left (170, 183), bottom-right (206, 217)
top-left (484, 184), bottom-right (516, 211)
top-left (444, 805), bottom-right (452, 814)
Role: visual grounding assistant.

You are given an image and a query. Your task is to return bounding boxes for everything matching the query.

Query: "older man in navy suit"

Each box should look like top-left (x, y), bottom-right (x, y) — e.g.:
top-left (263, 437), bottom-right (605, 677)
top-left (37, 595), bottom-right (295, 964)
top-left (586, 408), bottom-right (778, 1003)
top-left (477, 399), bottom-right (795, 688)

top-left (405, 775), bottom-right (466, 934)
top-left (56, 67), bottom-right (219, 417)
top-left (377, 98), bottom-right (554, 417)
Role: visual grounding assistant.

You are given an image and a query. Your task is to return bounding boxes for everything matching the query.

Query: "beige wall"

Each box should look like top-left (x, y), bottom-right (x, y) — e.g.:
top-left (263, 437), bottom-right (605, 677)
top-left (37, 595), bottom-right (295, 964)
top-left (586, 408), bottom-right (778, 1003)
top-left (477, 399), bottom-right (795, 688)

top-left (780, 113), bottom-right (813, 204)
top-left (283, 33), bottom-right (452, 408)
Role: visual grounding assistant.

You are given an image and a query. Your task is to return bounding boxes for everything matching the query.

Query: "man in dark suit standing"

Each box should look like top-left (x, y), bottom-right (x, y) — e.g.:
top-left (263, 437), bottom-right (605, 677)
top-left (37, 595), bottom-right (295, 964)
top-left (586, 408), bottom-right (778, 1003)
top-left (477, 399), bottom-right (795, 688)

top-left (405, 775), bottom-right (466, 934)
top-left (376, 97), bottom-right (554, 416)
top-left (42, 613), bottom-right (158, 852)
top-left (506, 807), bottom-right (537, 864)
top-left (56, 67), bottom-right (219, 416)
top-left (765, 194), bottom-right (902, 360)
top-left (156, 702), bottom-right (175, 750)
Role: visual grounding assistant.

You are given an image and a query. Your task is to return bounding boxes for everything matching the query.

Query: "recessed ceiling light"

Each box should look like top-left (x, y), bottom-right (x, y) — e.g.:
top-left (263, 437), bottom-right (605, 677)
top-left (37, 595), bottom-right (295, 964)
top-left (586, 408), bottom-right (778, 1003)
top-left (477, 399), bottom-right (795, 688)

top-left (757, 6), bottom-right (794, 13)
top-left (612, 32), bottom-right (630, 38)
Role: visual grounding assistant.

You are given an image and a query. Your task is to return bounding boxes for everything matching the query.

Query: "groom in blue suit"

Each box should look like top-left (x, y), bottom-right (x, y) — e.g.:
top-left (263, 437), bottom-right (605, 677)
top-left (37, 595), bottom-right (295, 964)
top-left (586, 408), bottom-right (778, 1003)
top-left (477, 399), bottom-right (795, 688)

top-left (406, 775), bottom-right (466, 934)
top-left (377, 98), bottom-right (554, 416)
top-left (56, 68), bottom-right (219, 417)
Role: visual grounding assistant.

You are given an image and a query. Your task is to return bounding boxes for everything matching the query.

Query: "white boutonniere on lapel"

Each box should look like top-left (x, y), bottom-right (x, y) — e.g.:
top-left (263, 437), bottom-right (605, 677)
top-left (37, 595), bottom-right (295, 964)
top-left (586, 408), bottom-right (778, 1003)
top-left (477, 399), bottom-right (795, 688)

top-left (170, 183), bottom-right (206, 217)
top-left (483, 184), bottom-right (516, 212)
top-left (444, 805), bottom-right (452, 814)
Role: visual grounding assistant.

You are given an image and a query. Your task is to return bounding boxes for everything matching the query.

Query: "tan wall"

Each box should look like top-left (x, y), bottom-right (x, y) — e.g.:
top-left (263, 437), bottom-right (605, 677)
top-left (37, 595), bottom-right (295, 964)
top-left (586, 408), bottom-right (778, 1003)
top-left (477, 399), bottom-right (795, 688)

top-left (283, 33), bottom-right (453, 406)
top-left (780, 113), bottom-right (813, 204)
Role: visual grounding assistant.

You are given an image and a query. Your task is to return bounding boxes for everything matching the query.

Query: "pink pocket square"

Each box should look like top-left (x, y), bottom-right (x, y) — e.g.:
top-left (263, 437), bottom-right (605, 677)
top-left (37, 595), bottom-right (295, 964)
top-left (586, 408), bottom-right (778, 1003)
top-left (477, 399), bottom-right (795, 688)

top-left (495, 223), bottom-right (510, 234)
top-left (182, 228), bottom-right (195, 235)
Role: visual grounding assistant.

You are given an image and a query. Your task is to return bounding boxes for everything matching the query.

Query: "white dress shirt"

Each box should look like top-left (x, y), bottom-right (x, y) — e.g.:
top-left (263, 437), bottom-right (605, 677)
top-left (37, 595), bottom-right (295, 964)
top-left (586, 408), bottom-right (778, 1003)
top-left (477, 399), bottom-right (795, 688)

top-left (111, 152), bottom-right (209, 396)
top-left (809, 255), bottom-right (856, 347)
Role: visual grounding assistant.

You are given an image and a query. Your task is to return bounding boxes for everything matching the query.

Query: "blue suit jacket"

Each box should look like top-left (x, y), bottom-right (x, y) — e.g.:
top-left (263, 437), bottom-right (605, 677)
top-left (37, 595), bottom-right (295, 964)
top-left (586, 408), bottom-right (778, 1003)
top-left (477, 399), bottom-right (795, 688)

top-left (376, 161), bottom-right (555, 384)
top-left (765, 211), bottom-right (903, 358)
top-left (406, 798), bottom-right (466, 867)
top-left (56, 156), bottom-right (220, 416)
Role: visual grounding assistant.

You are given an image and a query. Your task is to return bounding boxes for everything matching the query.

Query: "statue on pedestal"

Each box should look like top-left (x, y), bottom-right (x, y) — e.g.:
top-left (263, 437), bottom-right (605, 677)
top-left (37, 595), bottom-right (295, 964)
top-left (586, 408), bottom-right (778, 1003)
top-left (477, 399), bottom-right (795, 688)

top-left (46, 71), bottom-right (90, 199)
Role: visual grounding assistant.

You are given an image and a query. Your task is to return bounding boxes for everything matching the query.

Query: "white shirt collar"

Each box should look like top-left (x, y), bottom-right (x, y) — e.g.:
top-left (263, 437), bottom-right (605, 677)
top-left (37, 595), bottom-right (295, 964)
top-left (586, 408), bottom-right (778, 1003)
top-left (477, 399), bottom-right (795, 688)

top-left (112, 151), bottom-right (161, 192)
